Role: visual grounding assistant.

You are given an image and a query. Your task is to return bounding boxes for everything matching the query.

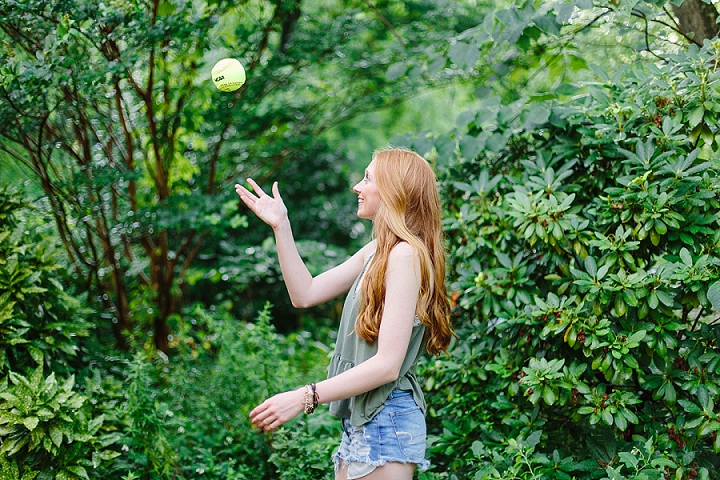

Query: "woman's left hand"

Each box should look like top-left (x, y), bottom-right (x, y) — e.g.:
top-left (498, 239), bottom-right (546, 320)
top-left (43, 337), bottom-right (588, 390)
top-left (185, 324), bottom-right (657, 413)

top-left (249, 388), bottom-right (305, 431)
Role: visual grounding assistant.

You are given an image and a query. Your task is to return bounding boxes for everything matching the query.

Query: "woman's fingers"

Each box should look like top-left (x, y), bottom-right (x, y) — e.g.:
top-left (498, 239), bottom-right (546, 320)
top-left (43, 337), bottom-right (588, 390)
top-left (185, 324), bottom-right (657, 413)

top-left (250, 403), bottom-right (278, 431)
top-left (234, 184), bottom-right (255, 203)
top-left (247, 178), bottom-right (267, 197)
top-left (234, 178), bottom-right (265, 200)
top-left (249, 389), bottom-right (303, 431)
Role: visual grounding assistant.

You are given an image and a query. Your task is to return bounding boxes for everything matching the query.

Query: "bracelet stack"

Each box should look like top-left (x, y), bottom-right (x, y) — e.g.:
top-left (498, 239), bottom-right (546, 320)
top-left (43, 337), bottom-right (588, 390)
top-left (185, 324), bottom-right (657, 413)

top-left (303, 383), bottom-right (319, 414)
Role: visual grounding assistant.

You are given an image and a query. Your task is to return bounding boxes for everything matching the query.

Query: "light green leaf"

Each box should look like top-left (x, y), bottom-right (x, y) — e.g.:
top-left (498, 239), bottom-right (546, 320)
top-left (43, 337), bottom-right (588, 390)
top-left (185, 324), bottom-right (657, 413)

top-left (496, 252), bottom-right (512, 269)
top-left (707, 281), bottom-right (720, 311)
top-left (386, 62), bottom-right (406, 81)
top-left (688, 106), bottom-right (705, 128)
top-left (23, 417), bottom-right (39, 431)
top-left (50, 425), bottom-right (63, 447)
top-left (525, 430), bottom-right (542, 449)
top-left (65, 466), bottom-right (90, 480)
top-left (542, 387), bottom-right (556, 405)
top-left (584, 256), bottom-right (597, 277)
top-left (448, 41), bottom-right (479, 70)
top-left (679, 248), bottom-right (692, 266)
top-left (526, 103), bottom-right (551, 125)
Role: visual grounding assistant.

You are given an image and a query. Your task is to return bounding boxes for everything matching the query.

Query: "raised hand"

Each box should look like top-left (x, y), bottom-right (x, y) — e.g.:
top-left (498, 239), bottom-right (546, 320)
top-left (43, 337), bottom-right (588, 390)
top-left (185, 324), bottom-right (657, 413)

top-left (235, 178), bottom-right (288, 229)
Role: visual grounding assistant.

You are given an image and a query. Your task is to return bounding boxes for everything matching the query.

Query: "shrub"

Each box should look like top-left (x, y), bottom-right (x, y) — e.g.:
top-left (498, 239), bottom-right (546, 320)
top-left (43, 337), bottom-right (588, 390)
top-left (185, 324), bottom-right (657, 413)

top-left (0, 186), bottom-right (120, 479)
top-left (417, 41), bottom-right (720, 479)
top-left (108, 302), bottom-right (339, 479)
top-left (0, 186), bottom-right (91, 377)
top-left (268, 410), bottom-right (340, 480)
top-left (0, 185), bottom-right (343, 479)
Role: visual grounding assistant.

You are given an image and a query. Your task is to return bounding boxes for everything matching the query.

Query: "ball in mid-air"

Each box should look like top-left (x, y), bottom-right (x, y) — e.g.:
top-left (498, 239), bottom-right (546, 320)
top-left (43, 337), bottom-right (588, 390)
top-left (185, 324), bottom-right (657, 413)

top-left (211, 58), bottom-right (246, 92)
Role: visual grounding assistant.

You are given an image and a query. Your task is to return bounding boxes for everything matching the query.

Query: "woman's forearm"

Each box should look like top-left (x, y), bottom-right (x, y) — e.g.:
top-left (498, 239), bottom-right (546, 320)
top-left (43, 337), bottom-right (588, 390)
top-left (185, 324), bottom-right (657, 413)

top-left (315, 354), bottom-right (401, 404)
top-left (272, 218), bottom-right (315, 308)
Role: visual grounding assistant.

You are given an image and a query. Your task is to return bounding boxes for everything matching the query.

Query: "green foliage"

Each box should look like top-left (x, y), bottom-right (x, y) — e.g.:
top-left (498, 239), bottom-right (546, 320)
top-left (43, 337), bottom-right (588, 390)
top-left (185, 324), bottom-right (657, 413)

top-left (0, 185), bottom-right (91, 376)
top-left (268, 411), bottom-right (340, 480)
top-left (419, 41), bottom-right (720, 479)
top-left (0, 366), bottom-right (120, 480)
top-left (118, 355), bottom-right (179, 478)
top-left (0, 0), bottom-right (484, 347)
top-left (0, 184), bottom-right (343, 479)
top-left (100, 301), bottom-right (337, 479)
top-left (0, 187), bottom-right (120, 479)
top-left (194, 237), bottom-right (354, 333)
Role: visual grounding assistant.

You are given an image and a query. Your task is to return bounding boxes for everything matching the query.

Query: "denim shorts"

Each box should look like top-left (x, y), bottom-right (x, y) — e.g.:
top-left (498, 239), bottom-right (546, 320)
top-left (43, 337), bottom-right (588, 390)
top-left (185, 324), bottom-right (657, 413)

top-left (332, 389), bottom-right (430, 479)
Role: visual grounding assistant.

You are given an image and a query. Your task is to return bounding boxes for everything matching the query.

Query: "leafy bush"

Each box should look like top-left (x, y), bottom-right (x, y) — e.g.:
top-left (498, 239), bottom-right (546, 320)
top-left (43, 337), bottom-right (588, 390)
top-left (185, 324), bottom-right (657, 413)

top-left (104, 302), bottom-right (338, 479)
top-left (418, 41), bottom-right (720, 479)
top-left (0, 186), bottom-right (91, 377)
top-left (0, 185), bottom-right (343, 479)
top-left (268, 410), bottom-right (340, 480)
top-left (0, 186), bottom-right (120, 479)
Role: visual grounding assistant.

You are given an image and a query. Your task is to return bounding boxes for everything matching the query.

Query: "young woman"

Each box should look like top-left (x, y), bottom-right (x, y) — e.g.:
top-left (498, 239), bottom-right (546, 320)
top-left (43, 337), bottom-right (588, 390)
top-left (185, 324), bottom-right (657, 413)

top-left (234, 147), bottom-right (454, 480)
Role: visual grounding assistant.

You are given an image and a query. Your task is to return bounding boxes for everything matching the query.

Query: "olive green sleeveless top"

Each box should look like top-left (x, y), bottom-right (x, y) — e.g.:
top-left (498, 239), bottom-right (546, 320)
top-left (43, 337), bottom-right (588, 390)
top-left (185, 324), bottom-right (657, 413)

top-left (327, 254), bottom-right (427, 426)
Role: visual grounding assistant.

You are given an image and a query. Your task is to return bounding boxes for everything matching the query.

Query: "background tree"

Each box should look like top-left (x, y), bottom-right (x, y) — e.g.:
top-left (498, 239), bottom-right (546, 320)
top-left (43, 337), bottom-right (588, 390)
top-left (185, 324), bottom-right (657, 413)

top-left (0, 0), bottom-right (481, 352)
top-left (672, 0), bottom-right (720, 46)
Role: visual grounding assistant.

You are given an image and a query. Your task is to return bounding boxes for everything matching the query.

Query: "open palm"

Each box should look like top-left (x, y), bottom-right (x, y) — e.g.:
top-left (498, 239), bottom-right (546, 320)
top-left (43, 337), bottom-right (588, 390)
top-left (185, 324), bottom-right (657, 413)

top-left (235, 178), bottom-right (287, 229)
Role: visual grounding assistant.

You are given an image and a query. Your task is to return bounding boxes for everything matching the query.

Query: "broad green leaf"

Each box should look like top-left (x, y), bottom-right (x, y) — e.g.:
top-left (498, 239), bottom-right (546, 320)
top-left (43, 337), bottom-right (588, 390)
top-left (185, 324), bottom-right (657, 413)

top-left (618, 451), bottom-right (637, 467)
top-left (386, 62), bottom-right (406, 81)
top-left (679, 248), bottom-right (692, 266)
top-left (584, 256), bottom-right (597, 277)
top-left (448, 41), bottom-right (480, 70)
top-left (525, 430), bottom-right (542, 449)
top-left (496, 252), bottom-right (512, 269)
top-left (65, 466), bottom-right (90, 480)
top-left (542, 387), bottom-right (556, 405)
top-left (707, 281), bottom-right (720, 311)
top-left (23, 417), bottom-right (39, 431)
top-left (526, 103), bottom-right (551, 125)
top-left (50, 425), bottom-right (63, 447)
top-left (688, 106), bottom-right (705, 128)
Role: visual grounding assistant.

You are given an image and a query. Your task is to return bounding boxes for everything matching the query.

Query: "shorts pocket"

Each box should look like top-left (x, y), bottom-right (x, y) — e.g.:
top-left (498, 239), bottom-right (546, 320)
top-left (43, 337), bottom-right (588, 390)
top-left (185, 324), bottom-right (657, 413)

top-left (389, 407), bottom-right (426, 460)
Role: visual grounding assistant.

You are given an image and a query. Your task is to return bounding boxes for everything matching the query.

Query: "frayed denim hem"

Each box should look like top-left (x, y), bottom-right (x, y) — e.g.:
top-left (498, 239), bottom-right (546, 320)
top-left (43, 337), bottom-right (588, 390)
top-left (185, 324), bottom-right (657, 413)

top-left (333, 451), bottom-right (430, 479)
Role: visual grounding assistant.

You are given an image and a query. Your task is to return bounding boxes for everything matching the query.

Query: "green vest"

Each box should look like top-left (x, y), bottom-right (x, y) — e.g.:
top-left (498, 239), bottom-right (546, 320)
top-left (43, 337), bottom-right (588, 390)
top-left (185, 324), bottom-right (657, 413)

top-left (327, 254), bottom-right (427, 426)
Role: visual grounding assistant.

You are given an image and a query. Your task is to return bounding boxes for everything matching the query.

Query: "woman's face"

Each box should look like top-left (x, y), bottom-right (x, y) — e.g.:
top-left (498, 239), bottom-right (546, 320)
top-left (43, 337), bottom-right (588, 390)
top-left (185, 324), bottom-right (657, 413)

top-left (353, 160), bottom-right (381, 220)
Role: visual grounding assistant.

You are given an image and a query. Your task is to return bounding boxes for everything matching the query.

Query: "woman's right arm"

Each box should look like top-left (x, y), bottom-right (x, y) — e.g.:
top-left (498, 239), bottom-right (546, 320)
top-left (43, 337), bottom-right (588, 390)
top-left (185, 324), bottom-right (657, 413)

top-left (235, 179), bottom-right (372, 308)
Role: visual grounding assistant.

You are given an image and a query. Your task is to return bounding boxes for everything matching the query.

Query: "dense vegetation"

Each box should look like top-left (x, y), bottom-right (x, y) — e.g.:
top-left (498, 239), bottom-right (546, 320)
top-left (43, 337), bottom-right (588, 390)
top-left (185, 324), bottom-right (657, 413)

top-left (421, 40), bottom-right (720, 480)
top-left (1, 0), bottom-right (719, 479)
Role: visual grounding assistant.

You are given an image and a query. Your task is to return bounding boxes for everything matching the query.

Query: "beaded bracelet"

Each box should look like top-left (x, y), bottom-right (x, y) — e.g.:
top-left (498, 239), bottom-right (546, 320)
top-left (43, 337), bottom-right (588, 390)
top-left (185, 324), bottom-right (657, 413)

top-left (303, 383), bottom-right (319, 414)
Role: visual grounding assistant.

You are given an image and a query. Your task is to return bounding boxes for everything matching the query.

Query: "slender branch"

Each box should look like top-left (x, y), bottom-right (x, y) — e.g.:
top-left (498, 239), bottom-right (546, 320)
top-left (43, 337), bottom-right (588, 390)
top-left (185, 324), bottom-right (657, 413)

top-left (691, 307), bottom-right (704, 332)
top-left (362, 0), bottom-right (406, 46)
top-left (660, 6), bottom-right (702, 47)
top-left (520, 10), bottom-right (611, 89)
top-left (180, 232), bottom-right (210, 280)
top-left (0, 143), bottom-right (34, 171)
top-left (632, 9), bottom-right (666, 61)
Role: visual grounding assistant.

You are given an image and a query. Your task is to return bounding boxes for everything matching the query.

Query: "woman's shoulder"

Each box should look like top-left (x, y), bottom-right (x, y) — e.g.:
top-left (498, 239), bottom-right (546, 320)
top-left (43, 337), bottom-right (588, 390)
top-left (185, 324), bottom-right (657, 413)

top-left (390, 241), bottom-right (416, 257)
top-left (354, 240), bottom-right (377, 266)
top-left (388, 241), bottom-right (419, 267)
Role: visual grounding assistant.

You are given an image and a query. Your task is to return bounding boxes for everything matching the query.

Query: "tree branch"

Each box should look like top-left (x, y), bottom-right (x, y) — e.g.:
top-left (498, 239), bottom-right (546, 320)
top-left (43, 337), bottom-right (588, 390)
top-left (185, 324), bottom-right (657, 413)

top-left (363, 0), bottom-right (405, 46)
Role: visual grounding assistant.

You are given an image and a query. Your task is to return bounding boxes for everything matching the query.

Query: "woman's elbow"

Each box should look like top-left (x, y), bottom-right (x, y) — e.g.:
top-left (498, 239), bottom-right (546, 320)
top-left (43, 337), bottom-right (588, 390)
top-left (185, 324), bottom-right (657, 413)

top-left (381, 365), bottom-right (402, 384)
top-left (291, 297), bottom-right (310, 309)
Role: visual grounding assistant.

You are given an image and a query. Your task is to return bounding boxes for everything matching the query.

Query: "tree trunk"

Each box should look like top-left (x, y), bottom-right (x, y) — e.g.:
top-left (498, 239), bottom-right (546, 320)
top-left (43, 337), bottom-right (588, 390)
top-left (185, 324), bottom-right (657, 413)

top-left (672, 0), bottom-right (720, 46)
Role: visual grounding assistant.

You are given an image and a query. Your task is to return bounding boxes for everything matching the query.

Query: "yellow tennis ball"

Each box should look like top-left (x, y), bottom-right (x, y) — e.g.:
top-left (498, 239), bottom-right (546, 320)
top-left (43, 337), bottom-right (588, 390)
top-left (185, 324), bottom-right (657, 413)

top-left (211, 58), bottom-right (246, 92)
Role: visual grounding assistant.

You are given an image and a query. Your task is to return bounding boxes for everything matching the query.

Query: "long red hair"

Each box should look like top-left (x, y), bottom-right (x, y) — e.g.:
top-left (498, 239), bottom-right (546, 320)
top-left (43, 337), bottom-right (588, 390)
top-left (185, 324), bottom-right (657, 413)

top-left (355, 148), bottom-right (454, 356)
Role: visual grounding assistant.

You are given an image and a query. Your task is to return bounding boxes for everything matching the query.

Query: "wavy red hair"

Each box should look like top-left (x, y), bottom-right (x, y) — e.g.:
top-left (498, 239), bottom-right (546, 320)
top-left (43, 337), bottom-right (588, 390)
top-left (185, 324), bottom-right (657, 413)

top-left (355, 148), bottom-right (454, 356)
